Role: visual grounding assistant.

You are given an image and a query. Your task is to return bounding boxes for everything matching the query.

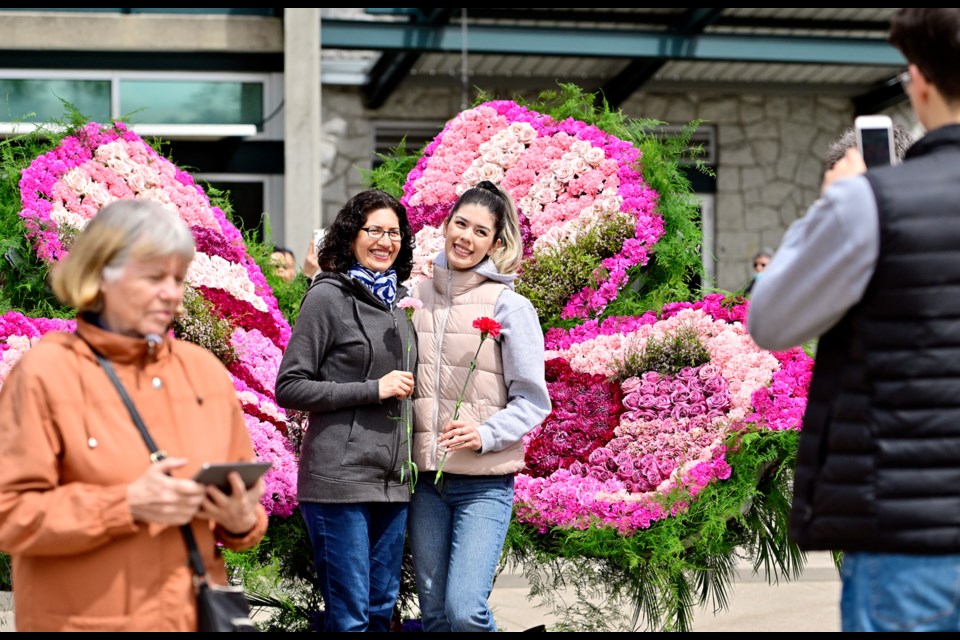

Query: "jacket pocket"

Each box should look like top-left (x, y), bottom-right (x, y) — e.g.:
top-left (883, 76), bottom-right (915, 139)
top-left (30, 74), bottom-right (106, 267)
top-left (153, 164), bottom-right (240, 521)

top-left (340, 408), bottom-right (397, 470)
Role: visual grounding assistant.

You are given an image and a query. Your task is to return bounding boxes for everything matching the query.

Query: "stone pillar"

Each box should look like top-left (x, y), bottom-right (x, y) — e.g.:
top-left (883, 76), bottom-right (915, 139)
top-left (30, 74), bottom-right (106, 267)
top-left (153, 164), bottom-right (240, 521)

top-left (283, 9), bottom-right (322, 267)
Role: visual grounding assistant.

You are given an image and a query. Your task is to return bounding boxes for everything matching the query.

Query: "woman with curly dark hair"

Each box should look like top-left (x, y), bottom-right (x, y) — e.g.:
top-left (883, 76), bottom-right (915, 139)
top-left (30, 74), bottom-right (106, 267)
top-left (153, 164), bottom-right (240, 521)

top-left (276, 189), bottom-right (417, 631)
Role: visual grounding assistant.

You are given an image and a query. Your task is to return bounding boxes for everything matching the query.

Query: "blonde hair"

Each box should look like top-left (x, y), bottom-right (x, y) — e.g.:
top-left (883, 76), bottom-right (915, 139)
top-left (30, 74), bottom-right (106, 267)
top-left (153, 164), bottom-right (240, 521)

top-left (448, 181), bottom-right (524, 274)
top-left (51, 199), bottom-right (196, 312)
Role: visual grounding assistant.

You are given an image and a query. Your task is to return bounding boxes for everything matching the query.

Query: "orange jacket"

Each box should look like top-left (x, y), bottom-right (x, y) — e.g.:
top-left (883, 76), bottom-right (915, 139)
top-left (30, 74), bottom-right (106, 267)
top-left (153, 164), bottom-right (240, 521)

top-left (0, 318), bottom-right (267, 631)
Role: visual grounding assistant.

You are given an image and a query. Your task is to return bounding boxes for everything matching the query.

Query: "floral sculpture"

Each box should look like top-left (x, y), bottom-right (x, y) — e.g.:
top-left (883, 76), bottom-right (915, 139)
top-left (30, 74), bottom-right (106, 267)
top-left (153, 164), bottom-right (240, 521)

top-left (367, 85), bottom-right (815, 631)
top-left (400, 98), bottom-right (669, 322)
top-left (3, 121), bottom-right (298, 518)
top-left (515, 294), bottom-right (813, 535)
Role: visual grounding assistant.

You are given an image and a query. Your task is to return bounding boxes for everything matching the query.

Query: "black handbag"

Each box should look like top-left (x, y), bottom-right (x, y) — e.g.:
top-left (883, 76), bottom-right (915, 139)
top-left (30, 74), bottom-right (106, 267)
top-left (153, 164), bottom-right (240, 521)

top-left (197, 581), bottom-right (258, 632)
top-left (89, 343), bottom-right (258, 632)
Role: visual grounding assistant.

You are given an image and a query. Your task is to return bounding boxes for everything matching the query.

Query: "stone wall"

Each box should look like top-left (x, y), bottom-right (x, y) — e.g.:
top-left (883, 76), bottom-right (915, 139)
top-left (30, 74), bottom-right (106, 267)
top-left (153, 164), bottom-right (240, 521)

top-left (621, 93), bottom-right (853, 291)
top-left (320, 85), bottom-right (916, 292)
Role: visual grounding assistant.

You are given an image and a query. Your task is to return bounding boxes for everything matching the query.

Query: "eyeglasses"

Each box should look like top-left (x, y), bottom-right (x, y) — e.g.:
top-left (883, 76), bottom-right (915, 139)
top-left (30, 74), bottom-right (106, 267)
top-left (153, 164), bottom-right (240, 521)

top-left (897, 70), bottom-right (911, 89)
top-left (360, 227), bottom-right (403, 242)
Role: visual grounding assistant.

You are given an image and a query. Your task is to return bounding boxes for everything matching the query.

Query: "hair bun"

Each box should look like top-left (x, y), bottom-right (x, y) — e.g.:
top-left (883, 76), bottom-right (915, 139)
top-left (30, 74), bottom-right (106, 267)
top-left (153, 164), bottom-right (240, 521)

top-left (476, 180), bottom-right (500, 193)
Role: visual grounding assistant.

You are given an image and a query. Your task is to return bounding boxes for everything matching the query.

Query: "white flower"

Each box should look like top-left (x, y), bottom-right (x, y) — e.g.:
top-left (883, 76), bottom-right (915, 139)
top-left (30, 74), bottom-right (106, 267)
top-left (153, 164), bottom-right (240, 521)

top-left (478, 163), bottom-right (505, 183)
top-left (186, 252), bottom-right (268, 312)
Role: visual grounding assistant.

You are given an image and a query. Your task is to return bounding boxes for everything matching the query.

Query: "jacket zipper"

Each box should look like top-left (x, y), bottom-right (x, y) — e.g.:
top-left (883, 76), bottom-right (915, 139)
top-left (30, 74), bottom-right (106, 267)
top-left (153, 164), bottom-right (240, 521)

top-left (350, 278), bottom-right (403, 493)
top-left (430, 272), bottom-right (453, 468)
top-left (387, 306), bottom-right (403, 493)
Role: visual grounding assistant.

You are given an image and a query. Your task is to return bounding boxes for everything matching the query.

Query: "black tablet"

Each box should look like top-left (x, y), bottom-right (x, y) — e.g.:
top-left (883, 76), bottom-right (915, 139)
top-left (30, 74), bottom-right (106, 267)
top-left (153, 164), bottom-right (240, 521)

top-left (193, 461), bottom-right (272, 494)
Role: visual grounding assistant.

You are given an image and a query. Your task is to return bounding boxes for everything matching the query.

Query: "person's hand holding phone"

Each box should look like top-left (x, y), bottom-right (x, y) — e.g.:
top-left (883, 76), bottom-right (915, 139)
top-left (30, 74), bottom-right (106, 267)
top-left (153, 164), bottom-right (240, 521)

top-left (127, 457), bottom-right (206, 526)
top-left (198, 471), bottom-right (265, 536)
top-left (822, 147), bottom-right (867, 194)
top-left (302, 237), bottom-right (320, 280)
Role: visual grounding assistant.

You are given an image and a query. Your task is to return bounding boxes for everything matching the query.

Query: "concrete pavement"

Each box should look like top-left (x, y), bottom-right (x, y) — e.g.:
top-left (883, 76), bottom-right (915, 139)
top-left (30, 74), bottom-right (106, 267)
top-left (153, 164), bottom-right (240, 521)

top-left (488, 551), bottom-right (841, 632)
top-left (0, 552), bottom-right (841, 632)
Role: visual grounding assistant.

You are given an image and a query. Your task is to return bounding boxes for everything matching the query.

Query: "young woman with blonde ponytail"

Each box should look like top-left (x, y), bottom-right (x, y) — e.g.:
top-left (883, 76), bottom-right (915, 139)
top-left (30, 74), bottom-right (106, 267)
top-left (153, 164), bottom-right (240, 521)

top-left (407, 180), bottom-right (551, 631)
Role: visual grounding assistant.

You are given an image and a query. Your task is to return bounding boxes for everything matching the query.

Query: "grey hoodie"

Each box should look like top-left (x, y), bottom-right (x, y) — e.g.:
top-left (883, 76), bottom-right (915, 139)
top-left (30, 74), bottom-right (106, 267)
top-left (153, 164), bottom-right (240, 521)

top-left (275, 272), bottom-right (416, 503)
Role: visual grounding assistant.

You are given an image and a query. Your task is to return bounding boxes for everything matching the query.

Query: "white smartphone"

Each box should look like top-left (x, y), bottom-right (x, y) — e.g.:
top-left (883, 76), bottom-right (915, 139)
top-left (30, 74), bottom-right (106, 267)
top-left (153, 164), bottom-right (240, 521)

top-left (855, 115), bottom-right (896, 168)
top-left (313, 228), bottom-right (326, 250)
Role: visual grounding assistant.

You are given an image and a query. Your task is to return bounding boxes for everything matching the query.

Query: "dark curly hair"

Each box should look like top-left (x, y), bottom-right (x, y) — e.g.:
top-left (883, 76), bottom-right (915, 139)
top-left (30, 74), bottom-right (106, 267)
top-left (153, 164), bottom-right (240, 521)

top-left (318, 189), bottom-right (414, 281)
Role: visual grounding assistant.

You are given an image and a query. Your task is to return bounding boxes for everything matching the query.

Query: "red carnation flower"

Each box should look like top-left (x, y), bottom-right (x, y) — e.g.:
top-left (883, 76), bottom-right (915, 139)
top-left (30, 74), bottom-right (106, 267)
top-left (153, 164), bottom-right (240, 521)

top-left (472, 316), bottom-right (502, 339)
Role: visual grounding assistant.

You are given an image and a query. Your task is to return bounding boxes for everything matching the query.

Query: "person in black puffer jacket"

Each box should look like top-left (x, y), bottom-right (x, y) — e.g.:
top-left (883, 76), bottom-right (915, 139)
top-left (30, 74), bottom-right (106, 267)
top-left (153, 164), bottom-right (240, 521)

top-left (749, 9), bottom-right (960, 633)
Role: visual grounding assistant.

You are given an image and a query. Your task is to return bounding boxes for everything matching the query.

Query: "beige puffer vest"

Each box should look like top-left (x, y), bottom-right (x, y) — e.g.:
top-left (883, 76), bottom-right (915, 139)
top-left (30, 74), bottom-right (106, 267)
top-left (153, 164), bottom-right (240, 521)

top-left (411, 264), bottom-right (525, 475)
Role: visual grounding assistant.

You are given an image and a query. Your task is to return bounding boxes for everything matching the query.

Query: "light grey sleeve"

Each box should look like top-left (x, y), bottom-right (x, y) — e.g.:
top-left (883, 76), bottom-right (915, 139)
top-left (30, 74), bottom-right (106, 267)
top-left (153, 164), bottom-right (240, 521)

top-left (476, 292), bottom-right (552, 454)
top-left (748, 175), bottom-right (879, 351)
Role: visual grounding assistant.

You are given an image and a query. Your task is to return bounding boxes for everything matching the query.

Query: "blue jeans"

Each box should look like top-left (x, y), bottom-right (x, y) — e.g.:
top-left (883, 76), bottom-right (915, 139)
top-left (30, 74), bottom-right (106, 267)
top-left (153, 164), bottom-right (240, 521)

top-left (299, 501), bottom-right (408, 632)
top-left (408, 472), bottom-right (514, 632)
top-left (841, 551), bottom-right (960, 631)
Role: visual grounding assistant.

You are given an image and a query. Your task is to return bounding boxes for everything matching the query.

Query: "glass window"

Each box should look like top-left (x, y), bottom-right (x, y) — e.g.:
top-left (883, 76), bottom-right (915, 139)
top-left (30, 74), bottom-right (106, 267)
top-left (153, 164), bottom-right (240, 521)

top-left (0, 79), bottom-right (110, 122)
top-left (198, 179), bottom-right (267, 242)
top-left (120, 80), bottom-right (263, 127)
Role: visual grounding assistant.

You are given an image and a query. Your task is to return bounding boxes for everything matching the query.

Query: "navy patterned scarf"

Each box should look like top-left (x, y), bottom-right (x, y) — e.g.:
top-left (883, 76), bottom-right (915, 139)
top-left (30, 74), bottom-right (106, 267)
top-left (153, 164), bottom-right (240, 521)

top-left (348, 262), bottom-right (398, 308)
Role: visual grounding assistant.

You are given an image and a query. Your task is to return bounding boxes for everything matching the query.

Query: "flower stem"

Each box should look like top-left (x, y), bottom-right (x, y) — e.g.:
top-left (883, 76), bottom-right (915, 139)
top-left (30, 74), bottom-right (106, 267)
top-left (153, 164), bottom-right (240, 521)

top-left (435, 335), bottom-right (487, 485)
top-left (401, 317), bottom-right (418, 492)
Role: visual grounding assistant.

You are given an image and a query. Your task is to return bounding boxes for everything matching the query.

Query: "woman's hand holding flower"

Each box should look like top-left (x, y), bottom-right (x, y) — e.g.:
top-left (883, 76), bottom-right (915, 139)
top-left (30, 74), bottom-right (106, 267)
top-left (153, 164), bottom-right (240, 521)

top-left (379, 370), bottom-right (414, 401)
top-left (438, 419), bottom-right (481, 452)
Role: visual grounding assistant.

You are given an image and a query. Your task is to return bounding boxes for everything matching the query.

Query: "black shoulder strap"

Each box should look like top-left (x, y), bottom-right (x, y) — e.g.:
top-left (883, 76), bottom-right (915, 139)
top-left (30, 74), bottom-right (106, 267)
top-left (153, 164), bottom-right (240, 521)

top-left (79, 335), bottom-right (209, 581)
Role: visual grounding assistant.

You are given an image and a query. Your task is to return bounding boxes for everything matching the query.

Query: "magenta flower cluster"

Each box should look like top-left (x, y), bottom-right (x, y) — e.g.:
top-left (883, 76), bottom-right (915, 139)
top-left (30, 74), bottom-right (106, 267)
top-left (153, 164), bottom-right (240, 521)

top-left (5, 122), bottom-right (298, 516)
top-left (515, 296), bottom-right (814, 534)
top-left (620, 366), bottom-right (730, 425)
top-left (747, 347), bottom-right (814, 431)
top-left (400, 100), bottom-right (663, 319)
top-left (661, 292), bottom-right (748, 324)
top-left (522, 358), bottom-right (623, 478)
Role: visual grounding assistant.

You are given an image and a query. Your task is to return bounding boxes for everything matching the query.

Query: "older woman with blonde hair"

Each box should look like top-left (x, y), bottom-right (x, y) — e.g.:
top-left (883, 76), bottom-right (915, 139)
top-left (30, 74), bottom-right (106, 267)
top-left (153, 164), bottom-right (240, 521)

top-left (0, 198), bottom-right (267, 632)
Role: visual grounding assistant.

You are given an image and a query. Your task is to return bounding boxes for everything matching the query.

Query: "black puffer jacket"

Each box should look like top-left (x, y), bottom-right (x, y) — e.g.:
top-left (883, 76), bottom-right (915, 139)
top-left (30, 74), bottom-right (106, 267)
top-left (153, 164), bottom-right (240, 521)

top-left (276, 272), bottom-right (416, 503)
top-left (791, 125), bottom-right (960, 553)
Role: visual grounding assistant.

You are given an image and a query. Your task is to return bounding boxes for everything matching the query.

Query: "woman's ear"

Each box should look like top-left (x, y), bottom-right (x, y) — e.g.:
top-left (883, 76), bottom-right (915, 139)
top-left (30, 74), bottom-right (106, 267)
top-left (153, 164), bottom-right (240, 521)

top-left (486, 238), bottom-right (503, 257)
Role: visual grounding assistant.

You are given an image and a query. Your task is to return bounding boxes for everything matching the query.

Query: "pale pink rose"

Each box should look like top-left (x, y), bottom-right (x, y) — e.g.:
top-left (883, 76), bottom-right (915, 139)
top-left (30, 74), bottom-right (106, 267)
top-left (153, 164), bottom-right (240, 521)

top-left (511, 122), bottom-right (538, 145)
top-left (570, 157), bottom-right (591, 176)
top-left (61, 167), bottom-right (92, 195)
top-left (97, 143), bottom-right (138, 177)
top-left (620, 376), bottom-right (643, 394)
top-left (583, 145), bottom-right (605, 166)
top-left (478, 163), bottom-right (504, 183)
top-left (699, 363), bottom-right (720, 380)
top-left (531, 225), bottom-right (567, 251)
top-left (479, 143), bottom-right (500, 163)
top-left (551, 161), bottom-right (575, 184)
top-left (496, 150), bottom-right (518, 170)
top-left (462, 165), bottom-right (481, 186)
top-left (533, 187), bottom-right (556, 205)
